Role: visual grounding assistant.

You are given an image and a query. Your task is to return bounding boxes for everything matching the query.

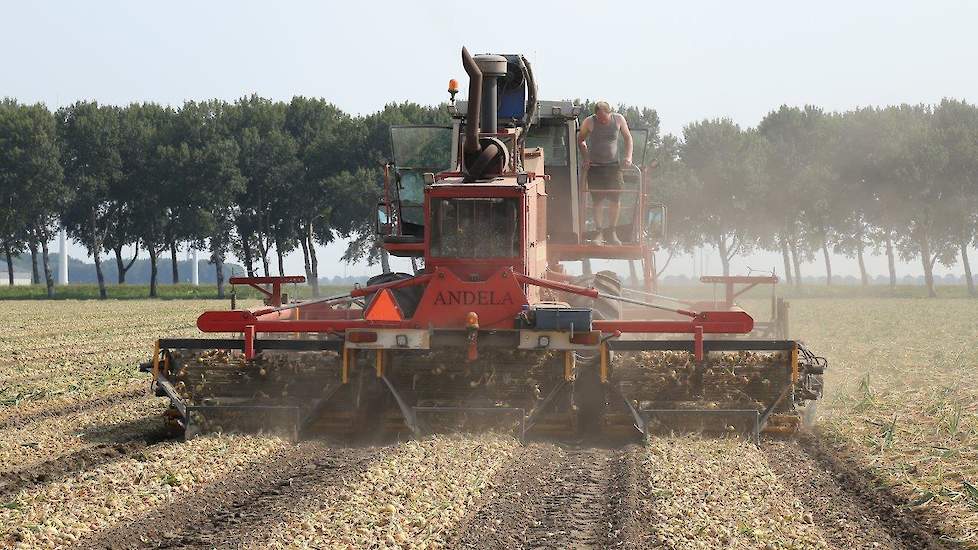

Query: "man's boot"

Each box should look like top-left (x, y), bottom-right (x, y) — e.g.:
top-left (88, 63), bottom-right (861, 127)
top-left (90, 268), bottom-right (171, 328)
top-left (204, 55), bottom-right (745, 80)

top-left (604, 227), bottom-right (622, 246)
top-left (591, 230), bottom-right (606, 245)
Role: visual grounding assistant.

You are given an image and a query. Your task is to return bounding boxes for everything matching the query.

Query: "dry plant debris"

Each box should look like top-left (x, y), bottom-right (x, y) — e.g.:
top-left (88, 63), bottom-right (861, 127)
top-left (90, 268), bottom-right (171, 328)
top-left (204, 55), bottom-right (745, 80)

top-left (641, 435), bottom-right (827, 550)
top-left (0, 300), bottom-right (248, 410)
top-left (0, 433), bottom-right (286, 548)
top-left (0, 298), bottom-right (975, 547)
top-left (0, 395), bottom-right (164, 476)
top-left (259, 433), bottom-right (517, 550)
top-left (780, 298), bottom-right (978, 547)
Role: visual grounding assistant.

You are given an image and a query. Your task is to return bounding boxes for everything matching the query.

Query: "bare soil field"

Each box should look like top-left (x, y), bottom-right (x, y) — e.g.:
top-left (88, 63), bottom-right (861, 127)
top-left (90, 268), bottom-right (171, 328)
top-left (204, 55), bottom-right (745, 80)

top-left (0, 298), bottom-right (974, 549)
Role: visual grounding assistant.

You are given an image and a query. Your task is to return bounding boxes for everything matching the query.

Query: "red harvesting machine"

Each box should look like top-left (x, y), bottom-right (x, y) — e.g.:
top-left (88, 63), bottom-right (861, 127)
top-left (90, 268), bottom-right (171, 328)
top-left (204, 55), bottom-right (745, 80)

top-left (142, 48), bottom-right (825, 441)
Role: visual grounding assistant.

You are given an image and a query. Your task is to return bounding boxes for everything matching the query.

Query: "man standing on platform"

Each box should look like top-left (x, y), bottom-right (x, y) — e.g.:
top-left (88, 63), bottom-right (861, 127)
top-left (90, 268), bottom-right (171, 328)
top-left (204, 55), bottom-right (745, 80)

top-left (578, 100), bottom-right (633, 245)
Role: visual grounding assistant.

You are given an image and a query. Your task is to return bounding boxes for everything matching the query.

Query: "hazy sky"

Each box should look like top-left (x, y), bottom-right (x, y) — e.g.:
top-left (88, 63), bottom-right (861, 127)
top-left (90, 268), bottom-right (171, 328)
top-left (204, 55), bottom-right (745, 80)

top-left (4, 0), bottom-right (976, 279)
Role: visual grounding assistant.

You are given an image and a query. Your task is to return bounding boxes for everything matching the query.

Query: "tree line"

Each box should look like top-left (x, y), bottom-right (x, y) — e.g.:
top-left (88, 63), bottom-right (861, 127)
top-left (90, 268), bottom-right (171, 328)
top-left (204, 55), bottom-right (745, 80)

top-left (0, 97), bottom-right (447, 298)
top-left (1, 97), bottom-right (975, 299)
top-left (642, 101), bottom-right (977, 298)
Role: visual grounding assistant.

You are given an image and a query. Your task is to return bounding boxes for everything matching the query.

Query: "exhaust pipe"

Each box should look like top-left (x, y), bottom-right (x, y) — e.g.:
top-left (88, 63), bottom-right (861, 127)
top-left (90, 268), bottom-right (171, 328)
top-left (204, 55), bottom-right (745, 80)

top-left (461, 47), bottom-right (482, 154)
top-left (460, 47), bottom-right (507, 181)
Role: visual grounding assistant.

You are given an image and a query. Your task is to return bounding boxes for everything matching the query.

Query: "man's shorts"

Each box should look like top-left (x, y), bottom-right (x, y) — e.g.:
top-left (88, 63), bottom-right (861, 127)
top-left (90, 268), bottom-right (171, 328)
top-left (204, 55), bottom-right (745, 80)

top-left (587, 164), bottom-right (623, 191)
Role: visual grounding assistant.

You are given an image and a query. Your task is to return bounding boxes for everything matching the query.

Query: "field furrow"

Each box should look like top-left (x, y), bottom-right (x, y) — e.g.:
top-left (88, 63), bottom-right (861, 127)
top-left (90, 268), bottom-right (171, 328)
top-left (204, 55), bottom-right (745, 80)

top-left (0, 384), bottom-right (145, 431)
top-left (0, 395), bottom-right (167, 496)
top-left (765, 437), bottom-right (950, 549)
top-left (0, 434), bottom-right (287, 548)
top-left (448, 443), bottom-right (636, 549)
top-left (251, 433), bottom-right (517, 549)
top-left (78, 441), bottom-right (379, 549)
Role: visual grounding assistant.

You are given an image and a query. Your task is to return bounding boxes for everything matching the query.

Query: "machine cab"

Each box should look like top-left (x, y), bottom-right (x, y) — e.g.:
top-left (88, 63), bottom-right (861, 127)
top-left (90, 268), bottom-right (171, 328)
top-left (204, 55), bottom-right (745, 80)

top-left (378, 51), bottom-right (666, 290)
top-left (378, 125), bottom-right (453, 255)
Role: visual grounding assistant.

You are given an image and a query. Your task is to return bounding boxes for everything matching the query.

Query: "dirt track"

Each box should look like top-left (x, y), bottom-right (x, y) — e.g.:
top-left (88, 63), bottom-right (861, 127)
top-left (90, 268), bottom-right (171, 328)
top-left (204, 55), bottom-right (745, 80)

top-left (448, 444), bottom-right (636, 549)
top-left (448, 436), bottom-right (956, 550)
top-left (81, 442), bottom-right (377, 549)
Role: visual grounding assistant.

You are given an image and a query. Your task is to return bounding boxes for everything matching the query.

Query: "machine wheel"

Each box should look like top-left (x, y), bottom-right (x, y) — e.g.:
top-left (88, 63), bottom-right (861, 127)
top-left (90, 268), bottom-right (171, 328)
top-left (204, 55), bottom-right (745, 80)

top-left (365, 272), bottom-right (423, 318)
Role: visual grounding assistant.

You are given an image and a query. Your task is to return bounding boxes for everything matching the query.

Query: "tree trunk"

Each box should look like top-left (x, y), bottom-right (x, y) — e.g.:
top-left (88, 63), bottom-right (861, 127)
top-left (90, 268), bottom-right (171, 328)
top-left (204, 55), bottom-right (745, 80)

top-left (89, 218), bottom-right (108, 299)
top-left (215, 255), bottom-right (225, 299)
top-left (299, 230), bottom-right (312, 282)
top-left (29, 240), bottom-right (39, 284)
top-left (885, 232), bottom-right (897, 289)
top-left (788, 239), bottom-right (802, 287)
top-left (655, 250), bottom-right (675, 278)
top-left (241, 234), bottom-right (255, 278)
top-left (148, 247), bottom-right (159, 298)
top-left (857, 242), bottom-right (869, 286)
top-left (170, 240), bottom-right (179, 284)
top-left (961, 239), bottom-right (975, 297)
top-left (276, 242), bottom-right (286, 277)
top-left (716, 237), bottom-right (731, 277)
top-left (41, 238), bottom-right (54, 298)
top-left (380, 248), bottom-right (391, 274)
top-left (918, 234), bottom-right (936, 298)
top-left (821, 237), bottom-right (832, 285)
top-left (93, 248), bottom-right (107, 299)
top-left (307, 224), bottom-right (320, 297)
top-left (113, 245), bottom-right (138, 284)
top-left (115, 246), bottom-right (126, 284)
top-left (4, 241), bottom-right (13, 286)
top-left (256, 234), bottom-right (270, 277)
top-left (779, 234), bottom-right (793, 286)
top-left (211, 238), bottom-right (226, 299)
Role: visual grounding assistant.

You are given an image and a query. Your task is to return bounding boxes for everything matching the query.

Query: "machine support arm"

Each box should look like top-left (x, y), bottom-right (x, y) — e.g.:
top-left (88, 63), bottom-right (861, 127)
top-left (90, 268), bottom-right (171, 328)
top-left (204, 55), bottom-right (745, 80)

top-left (252, 293), bottom-right (356, 317)
top-left (596, 292), bottom-right (698, 317)
top-left (621, 286), bottom-right (695, 307)
top-left (349, 273), bottom-right (435, 298)
top-left (514, 272), bottom-right (599, 298)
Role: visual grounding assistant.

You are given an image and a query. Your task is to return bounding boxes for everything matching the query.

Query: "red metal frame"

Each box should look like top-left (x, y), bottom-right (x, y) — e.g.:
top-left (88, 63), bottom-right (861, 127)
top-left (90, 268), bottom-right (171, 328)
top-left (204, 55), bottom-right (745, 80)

top-left (699, 275), bottom-right (779, 309)
top-left (229, 276), bottom-right (306, 307)
top-left (202, 266), bottom-right (754, 361)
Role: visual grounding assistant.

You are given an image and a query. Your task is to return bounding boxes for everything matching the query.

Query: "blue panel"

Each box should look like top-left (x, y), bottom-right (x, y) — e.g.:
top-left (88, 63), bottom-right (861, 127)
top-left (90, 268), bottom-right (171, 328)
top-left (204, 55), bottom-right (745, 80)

top-left (498, 54), bottom-right (527, 121)
top-left (498, 88), bottom-right (526, 120)
top-left (531, 307), bottom-right (592, 331)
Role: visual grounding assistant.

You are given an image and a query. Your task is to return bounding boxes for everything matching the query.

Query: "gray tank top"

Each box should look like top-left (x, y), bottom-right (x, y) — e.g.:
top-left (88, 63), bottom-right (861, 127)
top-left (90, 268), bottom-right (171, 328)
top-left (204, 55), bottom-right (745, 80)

top-left (587, 113), bottom-right (620, 166)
